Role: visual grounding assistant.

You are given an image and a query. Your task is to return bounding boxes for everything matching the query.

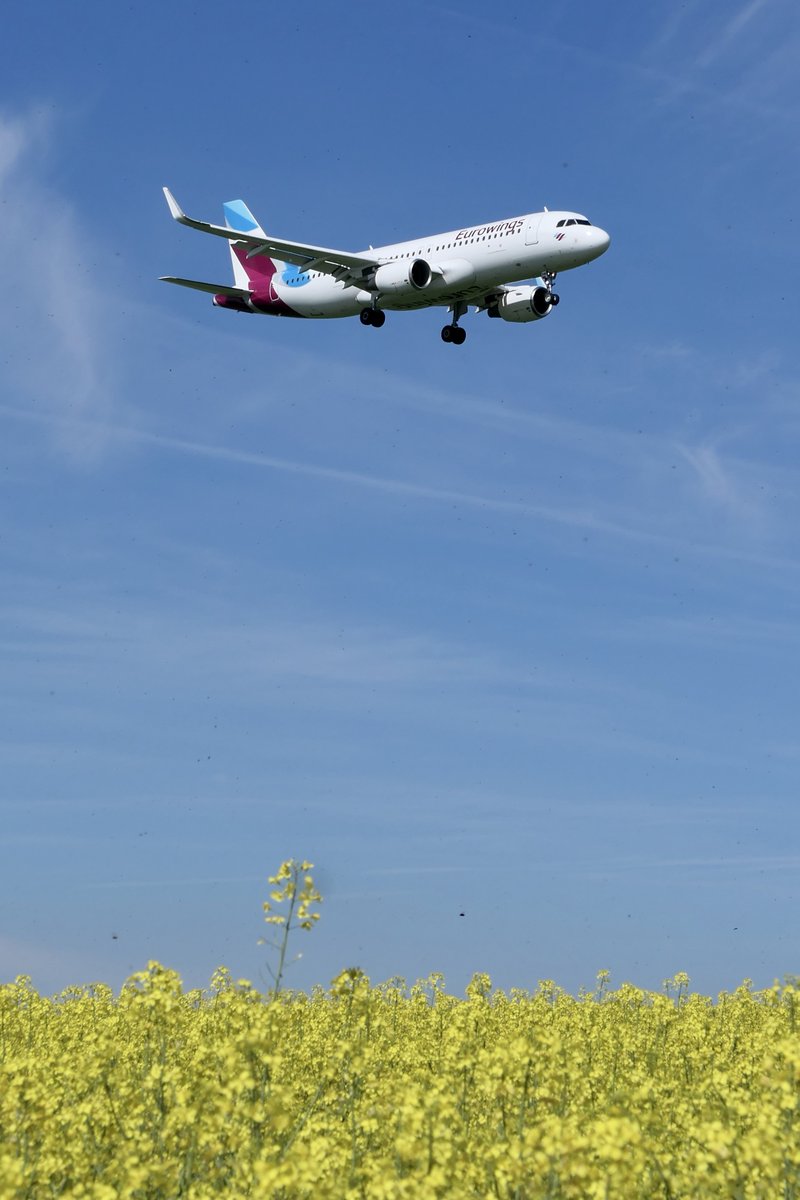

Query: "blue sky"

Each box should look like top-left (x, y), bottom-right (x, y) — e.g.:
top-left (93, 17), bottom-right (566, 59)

top-left (2, 0), bottom-right (799, 996)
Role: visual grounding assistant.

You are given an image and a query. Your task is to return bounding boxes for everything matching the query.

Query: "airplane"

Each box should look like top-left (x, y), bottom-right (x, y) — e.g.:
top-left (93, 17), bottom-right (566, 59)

top-left (160, 188), bottom-right (610, 345)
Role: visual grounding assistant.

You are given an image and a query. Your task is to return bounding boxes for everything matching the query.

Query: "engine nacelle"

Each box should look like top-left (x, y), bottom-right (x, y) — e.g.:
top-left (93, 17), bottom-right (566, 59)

top-left (373, 258), bottom-right (432, 296)
top-left (213, 294), bottom-right (252, 313)
top-left (489, 285), bottom-right (552, 323)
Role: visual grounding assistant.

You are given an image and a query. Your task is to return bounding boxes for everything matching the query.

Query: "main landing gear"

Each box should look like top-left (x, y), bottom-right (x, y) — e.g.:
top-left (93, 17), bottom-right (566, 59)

top-left (360, 307), bottom-right (385, 327)
top-left (441, 300), bottom-right (468, 345)
top-left (541, 271), bottom-right (560, 306)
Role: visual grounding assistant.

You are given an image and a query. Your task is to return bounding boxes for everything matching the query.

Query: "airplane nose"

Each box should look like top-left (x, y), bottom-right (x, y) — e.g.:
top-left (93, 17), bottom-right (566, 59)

top-left (594, 227), bottom-right (611, 255)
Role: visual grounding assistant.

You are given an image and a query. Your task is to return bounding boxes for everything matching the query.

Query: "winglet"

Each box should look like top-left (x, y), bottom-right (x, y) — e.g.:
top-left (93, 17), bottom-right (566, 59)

top-left (163, 187), bottom-right (187, 223)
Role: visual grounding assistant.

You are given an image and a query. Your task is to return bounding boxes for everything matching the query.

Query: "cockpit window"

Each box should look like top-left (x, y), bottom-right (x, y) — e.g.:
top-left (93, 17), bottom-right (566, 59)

top-left (576, 219), bottom-right (591, 226)
top-left (556, 219), bottom-right (565, 227)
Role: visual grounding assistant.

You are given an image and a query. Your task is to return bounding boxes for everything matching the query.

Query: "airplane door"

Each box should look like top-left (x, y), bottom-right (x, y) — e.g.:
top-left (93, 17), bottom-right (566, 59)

top-left (525, 217), bottom-right (542, 244)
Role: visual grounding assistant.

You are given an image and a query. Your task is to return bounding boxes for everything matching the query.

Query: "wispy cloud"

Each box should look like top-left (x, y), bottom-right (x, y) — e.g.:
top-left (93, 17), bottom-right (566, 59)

top-left (678, 443), bottom-right (764, 525)
top-left (0, 108), bottom-right (122, 459)
top-left (648, 0), bottom-right (798, 119)
top-left (695, 0), bottom-right (771, 68)
top-left (84, 876), bottom-right (264, 889)
top-left (0, 110), bottom-right (35, 176)
top-left (646, 2), bottom-right (707, 55)
top-left (0, 401), bottom-right (641, 540)
top-left (429, 1), bottom-right (795, 121)
top-left (0, 591), bottom-right (579, 694)
top-left (609, 612), bottom-right (800, 647)
top-left (3, 398), bottom-right (799, 580)
top-left (364, 865), bottom-right (472, 877)
top-left (604, 854), bottom-right (800, 875)
top-left (84, 866), bottom-right (473, 888)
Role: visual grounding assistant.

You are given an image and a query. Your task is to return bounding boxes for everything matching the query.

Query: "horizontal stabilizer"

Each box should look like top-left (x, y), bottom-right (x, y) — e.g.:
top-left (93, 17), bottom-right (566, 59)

top-left (160, 276), bottom-right (251, 299)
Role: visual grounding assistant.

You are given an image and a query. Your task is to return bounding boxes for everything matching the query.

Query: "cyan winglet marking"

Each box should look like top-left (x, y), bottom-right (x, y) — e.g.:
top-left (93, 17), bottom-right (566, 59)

top-left (223, 200), bottom-right (259, 232)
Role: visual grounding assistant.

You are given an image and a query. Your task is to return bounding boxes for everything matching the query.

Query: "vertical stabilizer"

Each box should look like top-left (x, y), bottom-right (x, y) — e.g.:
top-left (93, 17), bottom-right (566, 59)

top-left (223, 199), bottom-right (272, 290)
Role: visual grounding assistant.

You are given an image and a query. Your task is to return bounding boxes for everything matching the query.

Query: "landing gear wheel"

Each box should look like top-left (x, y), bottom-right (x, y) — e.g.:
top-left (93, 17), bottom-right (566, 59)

top-left (541, 271), bottom-right (559, 307)
top-left (371, 309), bottom-right (386, 327)
top-left (453, 327), bottom-right (467, 345)
top-left (441, 325), bottom-right (453, 343)
top-left (360, 309), bottom-right (373, 326)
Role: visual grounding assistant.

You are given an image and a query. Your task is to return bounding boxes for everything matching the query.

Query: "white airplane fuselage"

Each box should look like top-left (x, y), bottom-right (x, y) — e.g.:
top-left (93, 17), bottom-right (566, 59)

top-left (237, 211), bottom-right (609, 318)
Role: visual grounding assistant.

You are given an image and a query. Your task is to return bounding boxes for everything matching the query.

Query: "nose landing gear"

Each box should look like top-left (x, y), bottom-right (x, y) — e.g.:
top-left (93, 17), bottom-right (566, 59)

top-left (541, 271), bottom-right (560, 306)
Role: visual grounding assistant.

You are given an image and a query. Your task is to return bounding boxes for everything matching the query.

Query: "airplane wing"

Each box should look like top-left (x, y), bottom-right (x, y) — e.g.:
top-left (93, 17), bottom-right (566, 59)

top-left (163, 188), bottom-right (379, 285)
top-left (159, 276), bottom-right (251, 298)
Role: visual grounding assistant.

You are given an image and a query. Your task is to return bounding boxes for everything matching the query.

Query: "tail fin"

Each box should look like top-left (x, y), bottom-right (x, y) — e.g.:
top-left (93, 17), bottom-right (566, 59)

top-left (223, 199), bottom-right (280, 291)
top-left (223, 198), bottom-right (266, 238)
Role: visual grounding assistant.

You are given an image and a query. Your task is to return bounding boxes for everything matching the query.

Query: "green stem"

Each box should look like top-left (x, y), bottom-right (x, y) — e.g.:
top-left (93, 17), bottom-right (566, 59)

top-left (272, 874), bottom-right (299, 996)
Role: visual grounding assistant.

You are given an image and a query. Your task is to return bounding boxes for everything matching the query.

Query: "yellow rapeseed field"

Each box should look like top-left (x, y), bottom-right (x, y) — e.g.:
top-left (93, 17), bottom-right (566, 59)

top-left (1, 863), bottom-right (798, 1198)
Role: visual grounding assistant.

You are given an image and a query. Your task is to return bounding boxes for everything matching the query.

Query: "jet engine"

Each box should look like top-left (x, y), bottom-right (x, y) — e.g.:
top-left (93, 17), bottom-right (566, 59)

top-left (488, 285), bottom-right (553, 323)
top-left (212, 294), bottom-right (252, 313)
top-left (373, 258), bottom-right (432, 296)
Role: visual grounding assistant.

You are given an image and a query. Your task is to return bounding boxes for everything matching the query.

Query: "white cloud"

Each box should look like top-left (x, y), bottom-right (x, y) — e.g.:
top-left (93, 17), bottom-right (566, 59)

top-left (0, 110), bottom-right (35, 177)
top-left (696, 0), bottom-right (771, 68)
top-left (609, 612), bottom-right (800, 647)
top-left (0, 109), bottom-right (122, 459)
top-left (647, 2), bottom-right (707, 55)
top-left (0, 594), bottom-right (546, 692)
top-left (2, 394), bottom-right (796, 577)
top-left (0, 399), bottom-right (646, 540)
top-left (678, 444), bottom-right (755, 519)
